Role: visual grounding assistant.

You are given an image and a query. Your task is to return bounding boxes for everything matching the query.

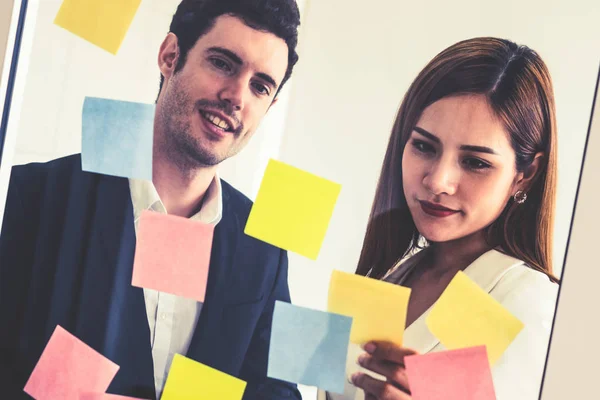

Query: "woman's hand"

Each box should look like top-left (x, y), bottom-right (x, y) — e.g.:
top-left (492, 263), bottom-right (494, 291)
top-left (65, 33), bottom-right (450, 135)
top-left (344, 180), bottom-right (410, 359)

top-left (351, 341), bottom-right (418, 400)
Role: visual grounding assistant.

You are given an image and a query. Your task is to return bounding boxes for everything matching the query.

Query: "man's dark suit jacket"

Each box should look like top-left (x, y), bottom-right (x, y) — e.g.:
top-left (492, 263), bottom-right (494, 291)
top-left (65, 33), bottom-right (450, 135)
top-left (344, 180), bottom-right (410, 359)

top-left (0, 154), bottom-right (302, 399)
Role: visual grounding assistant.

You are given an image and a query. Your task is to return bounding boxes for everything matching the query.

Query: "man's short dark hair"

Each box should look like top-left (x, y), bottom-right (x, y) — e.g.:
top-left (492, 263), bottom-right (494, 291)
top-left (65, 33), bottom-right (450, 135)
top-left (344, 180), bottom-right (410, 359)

top-left (159, 0), bottom-right (301, 99)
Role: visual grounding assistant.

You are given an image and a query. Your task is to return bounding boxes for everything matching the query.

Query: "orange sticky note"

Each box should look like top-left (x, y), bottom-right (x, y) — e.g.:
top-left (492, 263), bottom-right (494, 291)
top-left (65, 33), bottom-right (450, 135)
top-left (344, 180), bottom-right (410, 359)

top-left (405, 346), bottom-right (497, 400)
top-left (244, 159), bottom-right (341, 260)
top-left (81, 394), bottom-right (148, 400)
top-left (24, 325), bottom-right (120, 400)
top-left (132, 210), bottom-right (215, 302)
top-left (54, 0), bottom-right (142, 55)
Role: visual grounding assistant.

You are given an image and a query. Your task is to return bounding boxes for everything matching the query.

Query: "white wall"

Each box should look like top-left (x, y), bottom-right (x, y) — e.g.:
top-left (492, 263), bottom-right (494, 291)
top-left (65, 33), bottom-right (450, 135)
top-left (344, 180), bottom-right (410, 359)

top-left (540, 61), bottom-right (600, 400)
top-left (0, 0), bottom-right (15, 74)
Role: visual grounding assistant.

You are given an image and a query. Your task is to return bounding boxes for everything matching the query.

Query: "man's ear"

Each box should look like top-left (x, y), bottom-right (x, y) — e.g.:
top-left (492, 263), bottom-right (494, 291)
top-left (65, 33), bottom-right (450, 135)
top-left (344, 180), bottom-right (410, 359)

top-left (158, 33), bottom-right (180, 82)
top-left (514, 152), bottom-right (544, 193)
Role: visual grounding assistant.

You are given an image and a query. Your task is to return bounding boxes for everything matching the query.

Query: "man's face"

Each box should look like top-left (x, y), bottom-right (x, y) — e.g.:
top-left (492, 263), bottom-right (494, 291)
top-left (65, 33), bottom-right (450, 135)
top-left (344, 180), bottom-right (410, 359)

top-left (157, 15), bottom-right (289, 167)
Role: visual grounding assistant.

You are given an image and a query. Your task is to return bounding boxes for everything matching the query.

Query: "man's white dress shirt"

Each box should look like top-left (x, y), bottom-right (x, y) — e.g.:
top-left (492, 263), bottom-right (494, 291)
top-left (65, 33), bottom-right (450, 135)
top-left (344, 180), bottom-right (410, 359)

top-left (128, 175), bottom-right (223, 398)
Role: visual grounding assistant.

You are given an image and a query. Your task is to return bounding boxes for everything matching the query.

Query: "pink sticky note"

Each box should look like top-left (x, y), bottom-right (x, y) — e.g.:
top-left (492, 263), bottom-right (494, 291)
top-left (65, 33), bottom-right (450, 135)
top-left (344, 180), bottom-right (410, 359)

top-left (80, 393), bottom-right (148, 400)
top-left (132, 210), bottom-right (215, 302)
top-left (405, 346), bottom-right (496, 400)
top-left (24, 325), bottom-right (120, 400)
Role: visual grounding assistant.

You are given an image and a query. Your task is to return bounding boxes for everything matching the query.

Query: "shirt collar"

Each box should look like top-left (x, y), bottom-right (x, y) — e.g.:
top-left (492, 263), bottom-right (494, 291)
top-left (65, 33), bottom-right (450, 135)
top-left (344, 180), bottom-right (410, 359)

top-left (129, 173), bottom-right (223, 227)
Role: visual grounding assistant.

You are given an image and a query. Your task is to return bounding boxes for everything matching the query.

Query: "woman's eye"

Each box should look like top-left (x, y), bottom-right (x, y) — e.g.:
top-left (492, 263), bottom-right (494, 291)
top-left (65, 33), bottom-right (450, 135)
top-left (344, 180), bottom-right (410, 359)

top-left (463, 157), bottom-right (491, 170)
top-left (411, 140), bottom-right (434, 154)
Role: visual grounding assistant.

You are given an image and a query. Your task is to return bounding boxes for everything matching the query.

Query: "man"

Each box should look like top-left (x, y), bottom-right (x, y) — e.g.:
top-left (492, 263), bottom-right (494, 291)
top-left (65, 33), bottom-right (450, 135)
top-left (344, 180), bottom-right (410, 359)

top-left (0, 0), bottom-right (303, 399)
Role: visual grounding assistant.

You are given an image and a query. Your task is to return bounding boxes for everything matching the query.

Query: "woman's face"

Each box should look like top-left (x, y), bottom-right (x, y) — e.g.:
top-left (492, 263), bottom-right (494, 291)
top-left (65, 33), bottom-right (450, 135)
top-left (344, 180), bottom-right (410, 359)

top-left (402, 94), bottom-right (522, 243)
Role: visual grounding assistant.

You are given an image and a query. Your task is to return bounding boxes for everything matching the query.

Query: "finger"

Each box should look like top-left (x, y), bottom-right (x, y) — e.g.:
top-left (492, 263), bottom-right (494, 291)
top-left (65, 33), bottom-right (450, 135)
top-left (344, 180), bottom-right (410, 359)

top-left (352, 372), bottom-right (412, 400)
top-left (357, 353), bottom-right (411, 391)
top-left (363, 341), bottom-right (418, 365)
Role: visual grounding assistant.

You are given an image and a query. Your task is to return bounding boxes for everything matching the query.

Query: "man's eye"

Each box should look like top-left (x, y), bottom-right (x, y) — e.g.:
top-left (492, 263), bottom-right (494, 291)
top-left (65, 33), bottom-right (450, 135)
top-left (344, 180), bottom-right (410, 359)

top-left (210, 58), bottom-right (231, 72)
top-left (252, 82), bottom-right (270, 96)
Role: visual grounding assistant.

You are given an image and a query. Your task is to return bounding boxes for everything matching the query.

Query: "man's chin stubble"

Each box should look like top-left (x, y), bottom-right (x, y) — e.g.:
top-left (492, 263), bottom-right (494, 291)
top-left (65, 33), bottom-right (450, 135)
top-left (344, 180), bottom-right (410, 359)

top-left (181, 143), bottom-right (223, 168)
top-left (159, 134), bottom-right (221, 176)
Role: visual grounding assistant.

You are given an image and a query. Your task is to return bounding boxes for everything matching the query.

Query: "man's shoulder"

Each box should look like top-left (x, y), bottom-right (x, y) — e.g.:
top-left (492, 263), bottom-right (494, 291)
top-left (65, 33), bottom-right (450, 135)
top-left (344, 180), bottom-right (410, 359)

top-left (9, 154), bottom-right (103, 205)
top-left (11, 153), bottom-right (83, 180)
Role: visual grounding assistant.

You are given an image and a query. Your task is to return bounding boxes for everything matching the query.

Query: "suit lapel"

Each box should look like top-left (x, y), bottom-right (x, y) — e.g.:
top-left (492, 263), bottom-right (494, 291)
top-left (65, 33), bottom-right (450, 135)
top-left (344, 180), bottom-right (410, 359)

top-left (74, 173), bottom-right (155, 398)
top-left (404, 249), bottom-right (525, 354)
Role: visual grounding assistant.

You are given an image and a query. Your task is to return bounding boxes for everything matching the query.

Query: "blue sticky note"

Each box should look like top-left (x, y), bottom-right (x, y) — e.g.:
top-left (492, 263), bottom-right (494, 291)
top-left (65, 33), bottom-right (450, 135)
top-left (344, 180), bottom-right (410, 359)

top-left (82, 97), bottom-right (154, 180)
top-left (268, 301), bottom-right (352, 394)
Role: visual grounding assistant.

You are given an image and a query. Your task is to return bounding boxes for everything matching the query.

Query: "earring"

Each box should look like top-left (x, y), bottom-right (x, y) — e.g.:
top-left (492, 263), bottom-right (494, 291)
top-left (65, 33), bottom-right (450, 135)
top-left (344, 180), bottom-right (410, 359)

top-left (513, 190), bottom-right (527, 204)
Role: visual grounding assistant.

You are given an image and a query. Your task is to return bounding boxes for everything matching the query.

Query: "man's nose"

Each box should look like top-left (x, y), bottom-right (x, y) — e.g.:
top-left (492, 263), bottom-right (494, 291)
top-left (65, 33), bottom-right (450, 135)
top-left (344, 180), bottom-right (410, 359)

top-left (219, 77), bottom-right (247, 112)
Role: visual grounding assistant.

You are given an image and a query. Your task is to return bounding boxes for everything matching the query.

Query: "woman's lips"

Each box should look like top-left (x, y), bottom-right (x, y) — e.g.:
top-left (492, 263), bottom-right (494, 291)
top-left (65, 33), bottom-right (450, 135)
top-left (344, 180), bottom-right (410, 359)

top-left (419, 201), bottom-right (459, 218)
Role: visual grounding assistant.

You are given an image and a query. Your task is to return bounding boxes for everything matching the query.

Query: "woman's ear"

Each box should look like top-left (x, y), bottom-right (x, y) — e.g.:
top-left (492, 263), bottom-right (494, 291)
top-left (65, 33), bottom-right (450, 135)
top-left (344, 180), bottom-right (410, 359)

top-left (158, 33), bottom-right (180, 82)
top-left (514, 152), bottom-right (545, 193)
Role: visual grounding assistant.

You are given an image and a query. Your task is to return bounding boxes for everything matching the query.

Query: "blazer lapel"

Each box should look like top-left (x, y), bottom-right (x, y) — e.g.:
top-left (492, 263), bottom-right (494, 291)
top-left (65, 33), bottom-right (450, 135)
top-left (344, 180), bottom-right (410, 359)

top-left (404, 249), bottom-right (526, 354)
top-left (74, 173), bottom-right (155, 398)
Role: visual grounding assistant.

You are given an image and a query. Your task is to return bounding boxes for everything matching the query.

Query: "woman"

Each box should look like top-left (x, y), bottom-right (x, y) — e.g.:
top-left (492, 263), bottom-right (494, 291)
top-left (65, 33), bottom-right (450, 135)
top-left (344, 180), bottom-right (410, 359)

top-left (319, 37), bottom-right (559, 400)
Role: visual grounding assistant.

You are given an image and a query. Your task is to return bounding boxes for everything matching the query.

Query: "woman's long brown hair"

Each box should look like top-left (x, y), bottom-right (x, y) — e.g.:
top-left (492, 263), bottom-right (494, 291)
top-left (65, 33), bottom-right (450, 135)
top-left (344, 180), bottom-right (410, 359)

top-left (356, 37), bottom-right (559, 283)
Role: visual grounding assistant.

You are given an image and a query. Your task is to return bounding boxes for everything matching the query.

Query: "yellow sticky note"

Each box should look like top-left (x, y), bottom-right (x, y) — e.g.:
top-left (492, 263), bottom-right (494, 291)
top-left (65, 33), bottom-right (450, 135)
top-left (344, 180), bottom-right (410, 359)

top-left (328, 270), bottom-right (411, 345)
top-left (161, 354), bottom-right (247, 400)
top-left (54, 0), bottom-right (142, 55)
top-left (426, 271), bottom-right (524, 365)
top-left (244, 159), bottom-right (341, 260)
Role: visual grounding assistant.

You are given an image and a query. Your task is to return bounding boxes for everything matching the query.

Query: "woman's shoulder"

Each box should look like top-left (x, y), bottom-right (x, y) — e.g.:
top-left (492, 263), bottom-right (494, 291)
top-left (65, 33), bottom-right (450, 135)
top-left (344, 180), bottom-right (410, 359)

top-left (492, 259), bottom-right (558, 297)
top-left (490, 257), bottom-right (559, 322)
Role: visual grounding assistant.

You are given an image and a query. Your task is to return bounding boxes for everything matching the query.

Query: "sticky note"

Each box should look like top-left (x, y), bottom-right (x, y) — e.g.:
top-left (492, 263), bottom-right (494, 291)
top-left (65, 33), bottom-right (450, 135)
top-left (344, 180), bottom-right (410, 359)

top-left (405, 346), bottom-right (497, 400)
top-left (81, 97), bottom-right (154, 180)
top-left (80, 394), bottom-right (148, 400)
top-left (328, 270), bottom-right (411, 345)
top-left (268, 301), bottom-right (352, 394)
top-left (426, 271), bottom-right (524, 365)
top-left (132, 210), bottom-right (215, 302)
top-left (244, 159), bottom-right (341, 260)
top-left (54, 0), bottom-right (142, 55)
top-left (24, 325), bottom-right (119, 400)
top-left (161, 354), bottom-right (246, 400)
